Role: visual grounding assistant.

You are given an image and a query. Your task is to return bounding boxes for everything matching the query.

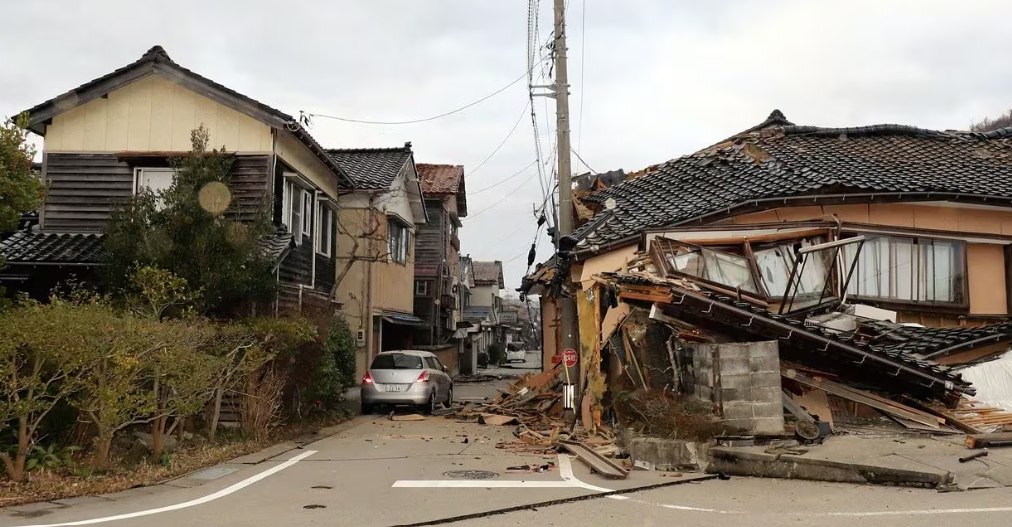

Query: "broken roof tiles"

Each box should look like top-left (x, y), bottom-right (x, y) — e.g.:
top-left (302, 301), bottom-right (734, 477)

top-left (574, 111), bottom-right (1012, 251)
top-left (417, 164), bottom-right (464, 195)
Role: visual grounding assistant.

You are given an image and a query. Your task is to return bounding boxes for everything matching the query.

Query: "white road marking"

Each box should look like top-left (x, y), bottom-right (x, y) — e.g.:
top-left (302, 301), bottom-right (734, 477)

top-left (393, 480), bottom-right (576, 488)
top-left (12, 450), bottom-right (317, 527)
top-left (392, 455), bottom-right (631, 498)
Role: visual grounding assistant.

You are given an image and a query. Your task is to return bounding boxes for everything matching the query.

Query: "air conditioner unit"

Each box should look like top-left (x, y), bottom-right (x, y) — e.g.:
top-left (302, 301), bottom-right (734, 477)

top-left (356, 329), bottom-right (366, 346)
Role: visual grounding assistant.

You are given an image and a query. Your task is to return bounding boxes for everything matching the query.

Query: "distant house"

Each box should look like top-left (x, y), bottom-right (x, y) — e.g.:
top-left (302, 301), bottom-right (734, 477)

top-left (470, 260), bottom-right (505, 344)
top-left (0, 45), bottom-right (353, 313)
top-left (413, 164), bottom-right (468, 365)
top-left (328, 144), bottom-right (428, 378)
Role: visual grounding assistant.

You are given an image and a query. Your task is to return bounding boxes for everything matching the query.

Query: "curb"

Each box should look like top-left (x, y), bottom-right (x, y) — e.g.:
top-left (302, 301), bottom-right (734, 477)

top-left (706, 447), bottom-right (950, 488)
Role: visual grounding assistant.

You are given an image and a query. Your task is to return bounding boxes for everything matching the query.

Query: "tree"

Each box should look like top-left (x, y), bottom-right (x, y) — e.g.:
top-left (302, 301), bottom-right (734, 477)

top-left (970, 109), bottom-right (1012, 133)
top-left (334, 193), bottom-right (402, 291)
top-left (0, 114), bottom-right (45, 268)
top-left (204, 323), bottom-right (269, 443)
top-left (103, 126), bottom-right (276, 316)
top-left (0, 300), bottom-right (90, 481)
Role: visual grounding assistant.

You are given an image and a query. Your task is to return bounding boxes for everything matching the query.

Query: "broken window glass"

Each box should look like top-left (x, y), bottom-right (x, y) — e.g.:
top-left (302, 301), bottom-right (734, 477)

top-left (780, 237), bottom-right (865, 314)
top-left (653, 238), bottom-right (759, 294)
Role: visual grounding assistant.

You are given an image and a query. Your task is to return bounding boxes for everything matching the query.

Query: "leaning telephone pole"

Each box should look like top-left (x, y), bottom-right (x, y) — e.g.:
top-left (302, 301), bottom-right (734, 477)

top-left (552, 0), bottom-right (580, 422)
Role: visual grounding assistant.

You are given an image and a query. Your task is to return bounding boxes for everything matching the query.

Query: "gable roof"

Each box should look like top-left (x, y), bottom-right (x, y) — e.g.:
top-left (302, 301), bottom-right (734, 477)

top-left (573, 110), bottom-right (1012, 252)
top-left (417, 163), bottom-right (468, 216)
top-left (327, 144), bottom-right (413, 190)
top-left (472, 260), bottom-right (504, 288)
top-left (20, 45), bottom-right (354, 189)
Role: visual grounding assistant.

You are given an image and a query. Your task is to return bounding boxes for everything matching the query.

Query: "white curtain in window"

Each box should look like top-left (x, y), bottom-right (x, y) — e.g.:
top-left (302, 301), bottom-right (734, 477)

top-left (844, 236), bottom-right (960, 303)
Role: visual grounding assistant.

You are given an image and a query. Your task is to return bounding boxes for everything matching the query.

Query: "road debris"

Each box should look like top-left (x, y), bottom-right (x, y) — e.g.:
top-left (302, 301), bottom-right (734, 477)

top-left (959, 451), bottom-right (989, 463)
top-left (390, 413), bottom-right (426, 422)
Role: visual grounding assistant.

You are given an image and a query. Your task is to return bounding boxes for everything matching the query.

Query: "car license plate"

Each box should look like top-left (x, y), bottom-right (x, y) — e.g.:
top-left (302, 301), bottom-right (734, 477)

top-left (384, 384), bottom-right (405, 392)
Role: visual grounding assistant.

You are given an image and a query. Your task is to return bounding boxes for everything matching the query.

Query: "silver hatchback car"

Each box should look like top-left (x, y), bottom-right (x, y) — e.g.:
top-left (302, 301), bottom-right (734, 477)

top-left (360, 350), bottom-right (453, 414)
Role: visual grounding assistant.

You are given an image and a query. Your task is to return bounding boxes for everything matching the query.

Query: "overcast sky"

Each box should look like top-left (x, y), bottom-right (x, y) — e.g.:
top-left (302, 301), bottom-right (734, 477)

top-left (2, 0), bottom-right (1010, 291)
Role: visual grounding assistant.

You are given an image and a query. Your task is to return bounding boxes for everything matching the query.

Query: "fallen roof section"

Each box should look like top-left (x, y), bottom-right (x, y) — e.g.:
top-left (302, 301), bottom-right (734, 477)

top-left (601, 271), bottom-right (973, 403)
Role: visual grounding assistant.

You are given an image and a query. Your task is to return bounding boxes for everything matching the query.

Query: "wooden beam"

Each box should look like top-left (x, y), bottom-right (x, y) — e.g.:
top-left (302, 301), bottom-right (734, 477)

top-left (783, 369), bottom-right (941, 428)
top-left (966, 432), bottom-right (1012, 449)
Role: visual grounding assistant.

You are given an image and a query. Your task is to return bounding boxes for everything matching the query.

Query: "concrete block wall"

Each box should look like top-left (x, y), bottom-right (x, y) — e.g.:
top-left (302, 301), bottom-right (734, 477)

top-left (690, 341), bottom-right (784, 435)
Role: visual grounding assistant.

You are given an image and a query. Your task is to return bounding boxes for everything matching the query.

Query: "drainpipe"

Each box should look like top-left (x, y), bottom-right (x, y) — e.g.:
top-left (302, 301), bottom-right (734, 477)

top-left (365, 202), bottom-right (377, 361)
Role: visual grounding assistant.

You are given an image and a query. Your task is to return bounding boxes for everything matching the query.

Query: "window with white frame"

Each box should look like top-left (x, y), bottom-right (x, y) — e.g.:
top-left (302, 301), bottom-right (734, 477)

top-left (415, 280), bottom-right (428, 296)
top-left (388, 219), bottom-right (410, 264)
top-left (135, 167), bottom-right (176, 210)
top-left (302, 190), bottom-right (313, 239)
top-left (842, 235), bottom-right (965, 304)
top-left (315, 205), bottom-right (333, 257)
top-left (281, 177), bottom-right (303, 244)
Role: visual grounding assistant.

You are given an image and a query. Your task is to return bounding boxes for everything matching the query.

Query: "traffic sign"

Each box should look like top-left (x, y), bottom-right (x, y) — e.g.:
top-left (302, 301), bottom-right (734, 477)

top-left (562, 348), bottom-right (578, 368)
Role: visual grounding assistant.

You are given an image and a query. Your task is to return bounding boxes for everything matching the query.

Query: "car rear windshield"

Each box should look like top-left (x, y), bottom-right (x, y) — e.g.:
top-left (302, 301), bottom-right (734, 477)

top-left (371, 354), bottom-right (423, 370)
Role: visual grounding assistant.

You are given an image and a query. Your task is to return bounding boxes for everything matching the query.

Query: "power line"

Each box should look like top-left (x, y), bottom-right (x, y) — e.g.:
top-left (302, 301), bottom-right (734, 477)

top-left (307, 57), bottom-right (547, 126)
top-left (571, 147), bottom-right (597, 174)
top-left (469, 160), bottom-right (538, 195)
top-left (464, 100), bottom-right (530, 179)
top-left (468, 171), bottom-right (540, 219)
top-left (577, 0), bottom-right (586, 153)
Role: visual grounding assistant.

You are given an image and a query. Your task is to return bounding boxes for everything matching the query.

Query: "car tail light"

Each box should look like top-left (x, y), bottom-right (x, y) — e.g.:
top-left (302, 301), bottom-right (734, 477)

top-left (363, 372), bottom-right (374, 385)
top-left (415, 370), bottom-right (430, 383)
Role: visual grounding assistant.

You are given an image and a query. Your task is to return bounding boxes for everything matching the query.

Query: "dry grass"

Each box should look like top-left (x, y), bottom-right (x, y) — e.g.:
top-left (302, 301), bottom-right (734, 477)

top-left (0, 413), bottom-right (350, 508)
top-left (612, 390), bottom-right (741, 441)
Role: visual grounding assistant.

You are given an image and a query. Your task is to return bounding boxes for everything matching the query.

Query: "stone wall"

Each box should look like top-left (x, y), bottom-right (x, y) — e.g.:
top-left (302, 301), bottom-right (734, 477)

top-left (690, 341), bottom-right (784, 435)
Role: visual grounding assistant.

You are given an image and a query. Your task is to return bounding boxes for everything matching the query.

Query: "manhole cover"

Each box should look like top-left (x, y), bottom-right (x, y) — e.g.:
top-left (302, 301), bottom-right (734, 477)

top-left (443, 470), bottom-right (499, 480)
top-left (303, 504), bottom-right (327, 510)
top-left (311, 485), bottom-right (333, 489)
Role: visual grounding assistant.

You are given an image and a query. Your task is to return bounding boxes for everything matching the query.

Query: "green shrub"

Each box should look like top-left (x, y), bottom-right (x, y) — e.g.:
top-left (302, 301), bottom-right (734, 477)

top-left (310, 316), bottom-right (357, 409)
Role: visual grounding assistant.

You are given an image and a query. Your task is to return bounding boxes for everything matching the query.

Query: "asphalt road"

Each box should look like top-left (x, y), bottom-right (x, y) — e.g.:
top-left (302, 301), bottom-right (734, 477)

top-left (3, 350), bottom-right (1012, 527)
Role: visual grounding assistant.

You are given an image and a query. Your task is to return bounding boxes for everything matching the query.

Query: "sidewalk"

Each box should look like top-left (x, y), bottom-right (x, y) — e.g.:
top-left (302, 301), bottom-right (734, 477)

top-left (708, 433), bottom-right (1012, 490)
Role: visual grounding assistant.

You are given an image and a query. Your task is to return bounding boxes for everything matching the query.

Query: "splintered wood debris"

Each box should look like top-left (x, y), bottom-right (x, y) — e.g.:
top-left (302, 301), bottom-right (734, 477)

top-left (450, 363), bottom-right (619, 456)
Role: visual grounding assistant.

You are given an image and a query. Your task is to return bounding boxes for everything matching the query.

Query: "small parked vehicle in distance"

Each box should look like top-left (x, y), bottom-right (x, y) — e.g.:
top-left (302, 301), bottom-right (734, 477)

top-left (360, 350), bottom-right (453, 415)
top-left (505, 348), bottom-right (526, 363)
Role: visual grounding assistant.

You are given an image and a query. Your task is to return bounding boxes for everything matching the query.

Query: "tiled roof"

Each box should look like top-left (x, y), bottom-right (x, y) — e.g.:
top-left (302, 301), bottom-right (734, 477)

top-left (258, 226), bottom-right (294, 266)
top-left (327, 145), bottom-right (412, 190)
top-left (20, 45), bottom-right (353, 189)
top-left (472, 260), bottom-right (504, 287)
top-left (864, 321), bottom-right (1012, 360)
top-left (574, 110), bottom-right (1012, 250)
top-left (417, 164), bottom-right (464, 194)
top-left (0, 226), bottom-right (293, 267)
top-left (0, 230), bottom-right (104, 264)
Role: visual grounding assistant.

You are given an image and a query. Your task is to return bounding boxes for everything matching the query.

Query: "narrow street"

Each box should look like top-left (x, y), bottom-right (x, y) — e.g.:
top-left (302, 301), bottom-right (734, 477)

top-left (3, 354), bottom-right (1011, 527)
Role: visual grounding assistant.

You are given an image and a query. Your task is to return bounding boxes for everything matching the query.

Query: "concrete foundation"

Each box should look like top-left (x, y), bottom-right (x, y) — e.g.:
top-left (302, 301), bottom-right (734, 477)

top-left (629, 437), bottom-right (709, 471)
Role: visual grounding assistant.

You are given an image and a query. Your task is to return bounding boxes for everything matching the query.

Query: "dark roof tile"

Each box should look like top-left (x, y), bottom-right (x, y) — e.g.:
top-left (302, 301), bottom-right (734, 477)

top-left (0, 231), bottom-right (104, 264)
top-left (575, 112), bottom-right (1012, 250)
top-left (327, 145), bottom-right (412, 190)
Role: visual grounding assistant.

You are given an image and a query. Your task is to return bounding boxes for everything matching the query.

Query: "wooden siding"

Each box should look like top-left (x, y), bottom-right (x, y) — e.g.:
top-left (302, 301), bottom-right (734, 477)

top-left (44, 74), bottom-right (272, 153)
top-left (41, 153), bottom-right (271, 232)
top-left (414, 199), bottom-right (446, 270)
top-left (42, 153), bottom-right (133, 231)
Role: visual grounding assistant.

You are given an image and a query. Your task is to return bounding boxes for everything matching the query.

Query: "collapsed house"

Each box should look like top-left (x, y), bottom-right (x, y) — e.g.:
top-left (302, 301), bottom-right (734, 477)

top-left (523, 110), bottom-right (1012, 439)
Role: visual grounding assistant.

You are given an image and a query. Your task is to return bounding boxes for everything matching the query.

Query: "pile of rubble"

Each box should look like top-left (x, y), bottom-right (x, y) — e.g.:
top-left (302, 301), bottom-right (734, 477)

top-left (451, 364), bottom-right (627, 478)
top-left (585, 232), bottom-right (1012, 451)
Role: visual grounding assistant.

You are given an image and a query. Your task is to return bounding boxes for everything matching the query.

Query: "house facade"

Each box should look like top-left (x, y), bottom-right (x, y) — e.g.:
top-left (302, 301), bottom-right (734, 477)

top-left (413, 164), bottom-right (468, 348)
top-left (328, 145), bottom-right (428, 379)
top-left (526, 110), bottom-right (1012, 371)
top-left (0, 46), bottom-right (352, 313)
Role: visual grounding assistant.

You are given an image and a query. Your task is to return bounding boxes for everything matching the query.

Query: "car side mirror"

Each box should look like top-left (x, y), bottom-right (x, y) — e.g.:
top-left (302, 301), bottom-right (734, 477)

top-left (442, 365), bottom-right (448, 372)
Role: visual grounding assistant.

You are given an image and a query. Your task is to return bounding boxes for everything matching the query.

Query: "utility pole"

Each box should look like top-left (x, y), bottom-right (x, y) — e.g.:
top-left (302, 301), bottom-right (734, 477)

top-left (552, 0), bottom-right (580, 424)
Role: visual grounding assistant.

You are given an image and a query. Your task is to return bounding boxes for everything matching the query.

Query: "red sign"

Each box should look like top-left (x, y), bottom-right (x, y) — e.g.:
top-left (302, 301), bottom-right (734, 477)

top-left (551, 354), bottom-right (562, 364)
top-left (562, 348), bottom-right (578, 368)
